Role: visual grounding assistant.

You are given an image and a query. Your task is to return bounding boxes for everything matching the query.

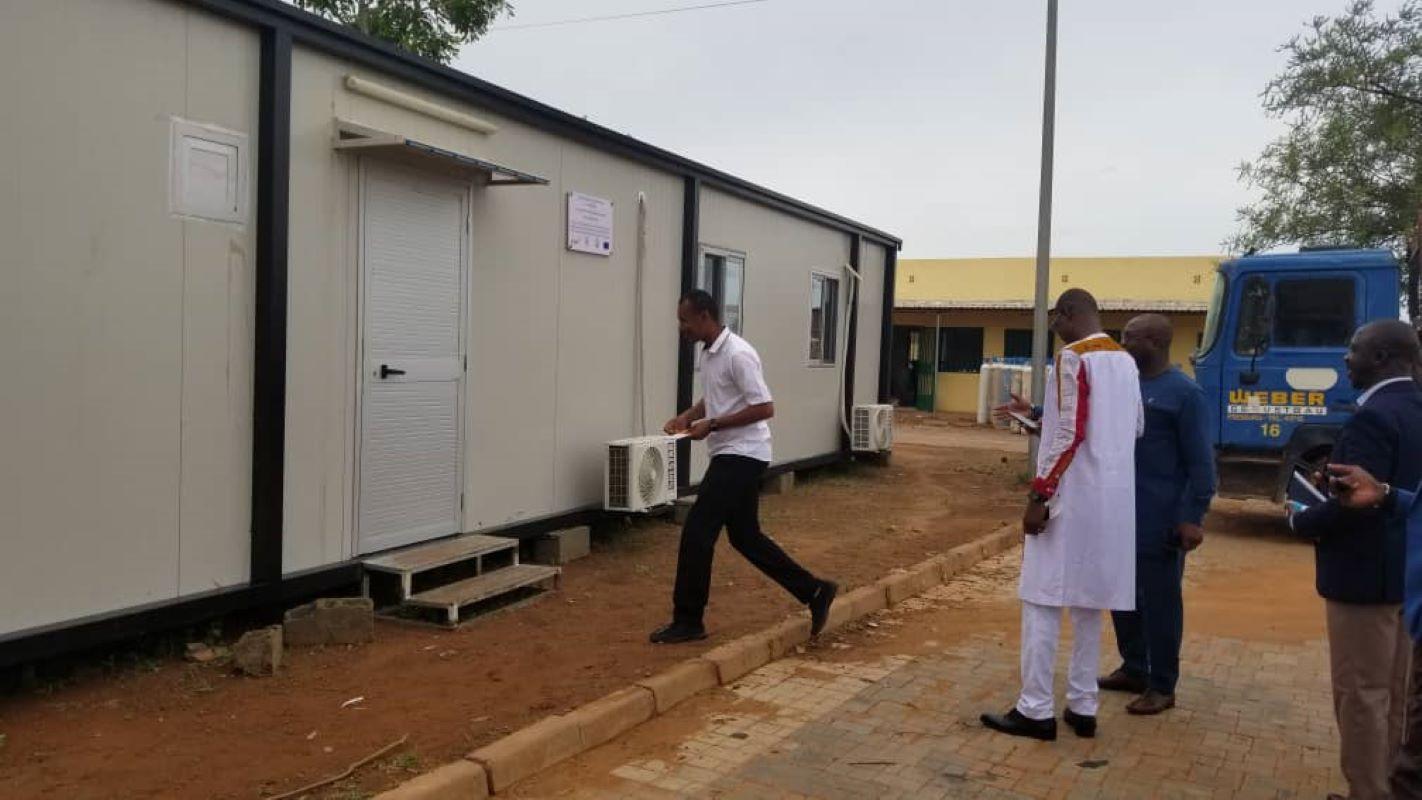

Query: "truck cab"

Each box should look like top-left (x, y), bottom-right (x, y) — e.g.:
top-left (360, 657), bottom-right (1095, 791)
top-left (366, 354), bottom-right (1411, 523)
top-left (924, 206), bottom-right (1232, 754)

top-left (1191, 249), bottom-right (1401, 498)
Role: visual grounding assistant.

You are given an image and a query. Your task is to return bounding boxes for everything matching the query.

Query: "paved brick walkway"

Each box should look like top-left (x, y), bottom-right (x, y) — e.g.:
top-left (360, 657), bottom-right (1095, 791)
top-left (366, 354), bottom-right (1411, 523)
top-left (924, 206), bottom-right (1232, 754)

top-left (512, 505), bottom-right (1341, 799)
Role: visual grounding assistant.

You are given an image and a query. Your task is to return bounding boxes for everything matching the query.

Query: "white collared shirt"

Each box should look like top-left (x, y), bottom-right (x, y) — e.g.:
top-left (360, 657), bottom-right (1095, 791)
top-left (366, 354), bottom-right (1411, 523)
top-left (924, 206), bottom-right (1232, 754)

top-left (1357, 376), bottom-right (1414, 408)
top-left (699, 327), bottom-right (774, 462)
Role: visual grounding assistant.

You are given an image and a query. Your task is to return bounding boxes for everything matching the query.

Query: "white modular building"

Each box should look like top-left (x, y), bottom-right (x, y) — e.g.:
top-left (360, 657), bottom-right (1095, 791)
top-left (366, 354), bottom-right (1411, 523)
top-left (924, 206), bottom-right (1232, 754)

top-left (0, 0), bottom-right (900, 663)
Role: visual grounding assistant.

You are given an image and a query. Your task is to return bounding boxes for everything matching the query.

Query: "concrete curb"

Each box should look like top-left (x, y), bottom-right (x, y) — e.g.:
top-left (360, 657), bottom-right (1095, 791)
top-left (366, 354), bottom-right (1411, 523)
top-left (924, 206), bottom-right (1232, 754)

top-left (374, 760), bottom-right (489, 799)
top-left (376, 522), bottom-right (1021, 798)
top-left (635, 659), bottom-right (719, 714)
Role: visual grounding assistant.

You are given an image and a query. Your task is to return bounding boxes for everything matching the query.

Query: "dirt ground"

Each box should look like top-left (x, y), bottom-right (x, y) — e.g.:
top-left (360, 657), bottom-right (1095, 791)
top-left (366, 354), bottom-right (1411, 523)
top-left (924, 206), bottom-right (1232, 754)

top-left (509, 494), bottom-right (1324, 799)
top-left (0, 413), bottom-right (1032, 800)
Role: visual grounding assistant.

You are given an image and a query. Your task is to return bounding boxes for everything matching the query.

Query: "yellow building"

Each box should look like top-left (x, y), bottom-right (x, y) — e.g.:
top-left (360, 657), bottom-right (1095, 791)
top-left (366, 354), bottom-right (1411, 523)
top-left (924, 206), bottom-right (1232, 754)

top-left (890, 256), bottom-right (1221, 413)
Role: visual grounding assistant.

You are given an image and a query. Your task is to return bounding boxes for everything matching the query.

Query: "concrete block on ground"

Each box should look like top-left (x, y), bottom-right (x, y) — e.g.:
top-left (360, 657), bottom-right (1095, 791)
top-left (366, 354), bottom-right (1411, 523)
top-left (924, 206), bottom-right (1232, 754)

top-left (468, 713), bottom-right (583, 794)
top-left (532, 526), bottom-right (591, 565)
top-left (284, 597), bottom-right (375, 647)
top-left (567, 686), bottom-right (656, 750)
top-left (374, 760), bottom-right (489, 800)
top-left (762, 471), bottom-right (795, 495)
top-left (703, 631), bottom-right (774, 685)
top-left (233, 625), bottom-right (282, 676)
top-left (636, 660), bottom-right (719, 714)
top-left (767, 616), bottom-right (812, 659)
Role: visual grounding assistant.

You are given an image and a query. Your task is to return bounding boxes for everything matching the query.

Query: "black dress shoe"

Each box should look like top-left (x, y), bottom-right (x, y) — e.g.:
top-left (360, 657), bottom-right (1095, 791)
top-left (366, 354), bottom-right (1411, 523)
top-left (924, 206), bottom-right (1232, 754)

top-left (809, 581), bottom-right (838, 637)
top-left (649, 622), bottom-right (707, 644)
top-left (1063, 708), bottom-right (1097, 738)
top-left (980, 708), bottom-right (1057, 741)
top-left (1098, 667), bottom-right (1148, 694)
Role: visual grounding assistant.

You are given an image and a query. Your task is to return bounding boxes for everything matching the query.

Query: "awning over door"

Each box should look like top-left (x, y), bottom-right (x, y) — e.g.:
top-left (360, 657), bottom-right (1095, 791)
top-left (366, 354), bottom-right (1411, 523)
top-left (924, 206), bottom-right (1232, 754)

top-left (332, 118), bottom-right (549, 187)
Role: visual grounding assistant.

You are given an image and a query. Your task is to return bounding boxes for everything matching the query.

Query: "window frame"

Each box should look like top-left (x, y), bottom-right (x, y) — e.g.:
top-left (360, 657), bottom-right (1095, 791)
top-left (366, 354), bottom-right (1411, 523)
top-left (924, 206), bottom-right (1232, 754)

top-left (937, 327), bottom-right (986, 374)
top-left (1232, 275), bottom-right (1274, 357)
top-left (1195, 270), bottom-right (1228, 359)
top-left (1004, 329), bottom-right (1056, 361)
top-left (1270, 274), bottom-right (1359, 351)
top-left (697, 245), bottom-right (747, 336)
top-left (1231, 272), bottom-right (1360, 357)
top-left (806, 270), bottom-right (841, 367)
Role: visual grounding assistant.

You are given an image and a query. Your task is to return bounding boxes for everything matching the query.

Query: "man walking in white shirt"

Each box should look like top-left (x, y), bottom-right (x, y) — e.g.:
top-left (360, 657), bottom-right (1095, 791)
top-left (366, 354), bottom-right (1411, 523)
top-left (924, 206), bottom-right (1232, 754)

top-left (653, 290), bottom-right (838, 645)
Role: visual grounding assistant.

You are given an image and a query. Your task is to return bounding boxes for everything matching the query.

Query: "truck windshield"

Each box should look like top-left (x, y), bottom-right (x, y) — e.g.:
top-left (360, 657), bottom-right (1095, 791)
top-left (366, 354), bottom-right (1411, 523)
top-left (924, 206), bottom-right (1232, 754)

top-left (1196, 271), bottom-right (1227, 358)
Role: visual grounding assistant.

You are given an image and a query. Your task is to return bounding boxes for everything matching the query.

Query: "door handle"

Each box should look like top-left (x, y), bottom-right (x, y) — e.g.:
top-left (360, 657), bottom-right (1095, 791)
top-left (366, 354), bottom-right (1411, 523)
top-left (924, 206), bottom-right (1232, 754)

top-left (379, 364), bottom-right (406, 379)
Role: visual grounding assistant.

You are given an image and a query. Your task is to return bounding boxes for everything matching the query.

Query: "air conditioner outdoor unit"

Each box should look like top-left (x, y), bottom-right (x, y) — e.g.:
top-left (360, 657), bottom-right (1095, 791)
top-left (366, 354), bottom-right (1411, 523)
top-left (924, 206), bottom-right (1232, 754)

top-left (852, 404), bottom-right (895, 453)
top-left (605, 435), bottom-right (679, 512)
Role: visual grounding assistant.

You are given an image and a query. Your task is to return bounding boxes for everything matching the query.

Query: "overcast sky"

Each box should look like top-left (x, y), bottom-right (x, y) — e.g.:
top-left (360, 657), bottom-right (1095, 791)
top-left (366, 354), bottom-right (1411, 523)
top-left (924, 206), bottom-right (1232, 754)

top-left (456, 0), bottom-right (1398, 258)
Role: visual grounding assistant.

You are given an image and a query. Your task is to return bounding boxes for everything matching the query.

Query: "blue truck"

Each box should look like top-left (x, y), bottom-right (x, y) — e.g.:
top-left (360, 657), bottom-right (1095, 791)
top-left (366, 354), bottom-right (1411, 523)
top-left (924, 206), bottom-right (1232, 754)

top-left (1191, 248), bottom-right (1408, 499)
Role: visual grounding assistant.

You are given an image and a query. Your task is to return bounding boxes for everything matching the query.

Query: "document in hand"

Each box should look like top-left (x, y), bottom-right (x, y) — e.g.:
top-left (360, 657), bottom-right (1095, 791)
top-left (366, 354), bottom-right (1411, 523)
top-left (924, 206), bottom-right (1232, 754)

top-left (1007, 410), bottom-right (1041, 434)
top-left (1288, 468), bottom-right (1328, 509)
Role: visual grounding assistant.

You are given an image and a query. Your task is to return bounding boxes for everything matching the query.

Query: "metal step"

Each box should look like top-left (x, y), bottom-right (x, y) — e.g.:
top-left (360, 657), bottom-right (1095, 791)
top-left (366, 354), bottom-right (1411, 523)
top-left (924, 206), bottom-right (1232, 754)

top-left (404, 564), bottom-right (561, 626)
top-left (362, 533), bottom-right (519, 600)
top-left (364, 533), bottom-right (517, 575)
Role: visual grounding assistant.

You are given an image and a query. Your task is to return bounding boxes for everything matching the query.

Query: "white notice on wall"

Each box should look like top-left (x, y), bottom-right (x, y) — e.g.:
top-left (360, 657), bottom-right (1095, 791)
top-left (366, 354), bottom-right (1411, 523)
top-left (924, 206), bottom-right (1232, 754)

top-left (567, 192), bottom-right (613, 256)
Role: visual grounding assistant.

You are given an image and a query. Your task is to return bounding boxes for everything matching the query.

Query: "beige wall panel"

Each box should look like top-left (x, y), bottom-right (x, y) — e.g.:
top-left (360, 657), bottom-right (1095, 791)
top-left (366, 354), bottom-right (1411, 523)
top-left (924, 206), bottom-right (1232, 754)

top-left (551, 155), bottom-right (684, 512)
top-left (854, 243), bottom-right (887, 406)
top-left (285, 48), bottom-right (361, 572)
top-left (0, 0), bottom-right (244, 634)
top-left (288, 49), bottom-right (687, 541)
top-left (697, 189), bottom-right (852, 480)
top-left (463, 147), bottom-right (562, 529)
top-left (177, 13), bottom-right (260, 594)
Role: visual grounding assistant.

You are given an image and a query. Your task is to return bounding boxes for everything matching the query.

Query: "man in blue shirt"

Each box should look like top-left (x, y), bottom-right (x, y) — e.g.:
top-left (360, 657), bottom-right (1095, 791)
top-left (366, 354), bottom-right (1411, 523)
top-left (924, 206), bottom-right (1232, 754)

top-left (1097, 314), bottom-right (1216, 715)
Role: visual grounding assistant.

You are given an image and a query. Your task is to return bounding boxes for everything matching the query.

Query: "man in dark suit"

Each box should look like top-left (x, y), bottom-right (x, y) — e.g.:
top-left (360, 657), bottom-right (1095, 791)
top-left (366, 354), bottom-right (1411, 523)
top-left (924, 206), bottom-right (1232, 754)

top-left (1293, 319), bottom-right (1422, 800)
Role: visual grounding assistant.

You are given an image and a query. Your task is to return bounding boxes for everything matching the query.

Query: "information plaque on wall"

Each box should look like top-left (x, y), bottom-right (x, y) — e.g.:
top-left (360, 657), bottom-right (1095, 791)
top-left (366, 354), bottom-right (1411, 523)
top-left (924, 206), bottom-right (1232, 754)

top-left (566, 192), bottom-right (613, 256)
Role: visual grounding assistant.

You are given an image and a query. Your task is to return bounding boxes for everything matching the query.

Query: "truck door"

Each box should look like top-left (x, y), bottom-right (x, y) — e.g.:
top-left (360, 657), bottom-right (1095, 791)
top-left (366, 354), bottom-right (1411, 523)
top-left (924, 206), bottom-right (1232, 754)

top-left (1220, 271), bottom-right (1360, 451)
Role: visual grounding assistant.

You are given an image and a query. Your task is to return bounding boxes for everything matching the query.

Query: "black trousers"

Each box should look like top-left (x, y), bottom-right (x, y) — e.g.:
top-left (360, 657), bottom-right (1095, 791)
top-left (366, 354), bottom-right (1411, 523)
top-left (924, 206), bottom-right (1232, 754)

top-left (1110, 548), bottom-right (1186, 694)
top-left (673, 455), bottom-right (822, 626)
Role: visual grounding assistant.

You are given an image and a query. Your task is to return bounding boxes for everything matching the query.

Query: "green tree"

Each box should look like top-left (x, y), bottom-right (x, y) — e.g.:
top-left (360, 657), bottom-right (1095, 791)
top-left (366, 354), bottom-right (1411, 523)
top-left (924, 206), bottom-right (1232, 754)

top-left (292, 0), bottom-right (513, 64)
top-left (1230, 0), bottom-right (1422, 315)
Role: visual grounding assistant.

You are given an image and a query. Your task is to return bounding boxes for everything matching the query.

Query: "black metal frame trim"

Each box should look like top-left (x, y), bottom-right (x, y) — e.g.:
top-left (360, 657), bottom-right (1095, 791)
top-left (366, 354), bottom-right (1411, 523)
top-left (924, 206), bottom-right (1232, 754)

top-left (878, 247), bottom-right (898, 403)
top-left (841, 235), bottom-right (862, 452)
top-left (678, 451), bottom-right (850, 497)
top-left (676, 177), bottom-right (701, 489)
top-left (472, 506), bottom-right (605, 542)
top-left (250, 25), bottom-right (292, 585)
top-left (766, 451), bottom-right (849, 479)
top-left (0, 562), bottom-right (361, 670)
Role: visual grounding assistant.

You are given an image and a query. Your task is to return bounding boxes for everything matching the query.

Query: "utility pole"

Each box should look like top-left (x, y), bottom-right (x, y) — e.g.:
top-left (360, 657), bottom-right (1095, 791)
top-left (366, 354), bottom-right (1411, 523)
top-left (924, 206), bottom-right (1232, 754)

top-left (1028, 0), bottom-right (1058, 464)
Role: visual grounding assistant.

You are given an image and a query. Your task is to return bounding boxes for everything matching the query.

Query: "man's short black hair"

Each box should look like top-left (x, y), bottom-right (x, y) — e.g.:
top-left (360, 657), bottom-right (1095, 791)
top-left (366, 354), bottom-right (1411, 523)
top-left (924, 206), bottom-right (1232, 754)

top-left (680, 289), bottom-right (721, 321)
top-left (1053, 288), bottom-right (1100, 317)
